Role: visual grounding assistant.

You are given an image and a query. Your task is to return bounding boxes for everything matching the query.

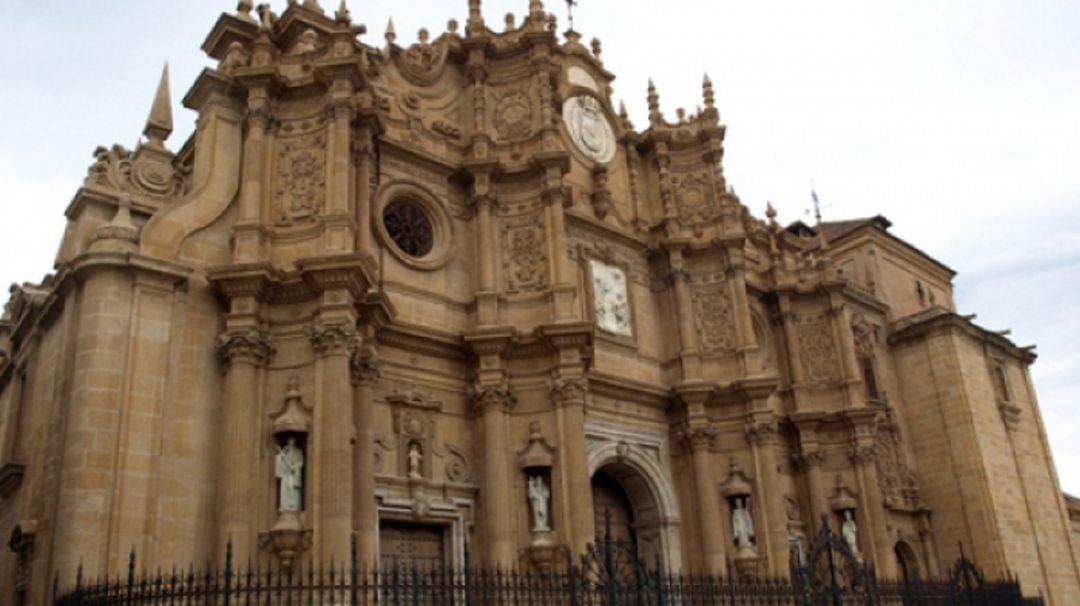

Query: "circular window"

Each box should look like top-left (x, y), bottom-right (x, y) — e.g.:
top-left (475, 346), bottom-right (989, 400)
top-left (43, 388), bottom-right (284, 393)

top-left (383, 200), bottom-right (434, 258)
top-left (374, 181), bottom-right (455, 271)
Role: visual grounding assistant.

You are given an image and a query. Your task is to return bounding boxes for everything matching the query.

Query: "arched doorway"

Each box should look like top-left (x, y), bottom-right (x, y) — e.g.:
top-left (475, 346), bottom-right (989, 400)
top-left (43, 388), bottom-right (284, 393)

top-left (592, 470), bottom-right (637, 547)
top-left (895, 540), bottom-right (920, 581)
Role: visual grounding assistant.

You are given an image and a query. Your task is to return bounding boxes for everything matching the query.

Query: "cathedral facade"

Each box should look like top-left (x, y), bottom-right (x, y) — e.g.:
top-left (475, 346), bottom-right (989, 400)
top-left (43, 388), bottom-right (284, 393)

top-left (0, 1), bottom-right (1078, 604)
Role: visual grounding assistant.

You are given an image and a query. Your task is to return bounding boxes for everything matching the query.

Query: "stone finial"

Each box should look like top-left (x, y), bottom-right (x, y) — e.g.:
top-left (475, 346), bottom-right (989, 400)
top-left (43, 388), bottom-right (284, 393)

top-left (467, 0), bottom-right (484, 36)
top-left (335, 0), bottom-right (350, 23)
top-left (448, 18), bottom-right (460, 34)
top-left (702, 73), bottom-right (715, 110)
top-left (256, 3), bottom-right (276, 31)
top-left (143, 64), bottom-right (173, 148)
top-left (418, 27), bottom-right (430, 43)
top-left (384, 18), bottom-right (396, 45)
top-left (236, 0), bottom-right (257, 23)
top-left (647, 78), bottom-right (662, 125)
top-left (765, 202), bottom-right (777, 223)
top-left (529, 0), bottom-right (544, 18)
top-left (302, 0), bottom-right (324, 14)
top-left (90, 194), bottom-right (139, 252)
top-left (504, 12), bottom-right (515, 31)
top-left (546, 13), bottom-right (557, 34)
top-left (590, 37), bottom-right (601, 60)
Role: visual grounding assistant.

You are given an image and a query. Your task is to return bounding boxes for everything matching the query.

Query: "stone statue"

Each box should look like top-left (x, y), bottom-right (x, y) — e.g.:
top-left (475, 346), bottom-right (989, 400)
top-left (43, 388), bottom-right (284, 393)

top-left (528, 475), bottom-right (551, 532)
top-left (408, 442), bottom-right (423, 479)
top-left (732, 497), bottom-right (755, 549)
top-left (842, 509), bottom-right (861, 558)
top-left (275, 437), bottom-right (304, 512)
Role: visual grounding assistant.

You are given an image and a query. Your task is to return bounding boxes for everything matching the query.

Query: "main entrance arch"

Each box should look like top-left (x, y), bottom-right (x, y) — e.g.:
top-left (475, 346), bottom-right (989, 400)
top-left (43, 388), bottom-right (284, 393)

top-left (587, 441), bottom-right (682, 571)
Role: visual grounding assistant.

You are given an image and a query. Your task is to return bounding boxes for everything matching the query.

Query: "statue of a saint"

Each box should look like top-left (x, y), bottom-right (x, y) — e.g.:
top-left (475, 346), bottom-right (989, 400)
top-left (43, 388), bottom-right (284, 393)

top-left (275, 437), bottom-right (304, 512)
top-left (732, 497), bottom-right (755, 549)
top-left (528, 476), bottom-right (551, 532)
top-left (842, 509), bottom-right (861, 558)
top-left (408, 443), bottom-right (423, 479)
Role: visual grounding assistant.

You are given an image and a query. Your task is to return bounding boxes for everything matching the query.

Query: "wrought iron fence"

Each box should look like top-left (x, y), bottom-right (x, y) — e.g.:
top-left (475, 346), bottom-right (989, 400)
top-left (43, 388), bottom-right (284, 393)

top-left (52, 516), bottom-right (1040, 606)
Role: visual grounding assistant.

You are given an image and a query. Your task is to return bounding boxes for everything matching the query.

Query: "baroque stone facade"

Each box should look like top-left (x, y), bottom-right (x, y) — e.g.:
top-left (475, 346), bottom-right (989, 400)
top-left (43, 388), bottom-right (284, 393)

top-left (0, 1), bottom-right (1078, 604)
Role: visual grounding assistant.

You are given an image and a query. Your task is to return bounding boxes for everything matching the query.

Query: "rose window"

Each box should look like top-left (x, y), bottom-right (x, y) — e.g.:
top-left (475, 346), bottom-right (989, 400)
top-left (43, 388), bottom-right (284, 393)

top-left (383, 200), bottom-right (434, 258)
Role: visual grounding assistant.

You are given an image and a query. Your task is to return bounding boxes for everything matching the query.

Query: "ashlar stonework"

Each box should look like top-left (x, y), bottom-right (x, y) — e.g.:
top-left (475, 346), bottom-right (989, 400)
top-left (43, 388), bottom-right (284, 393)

top-left (0, 1), bottom-right (1078, 604)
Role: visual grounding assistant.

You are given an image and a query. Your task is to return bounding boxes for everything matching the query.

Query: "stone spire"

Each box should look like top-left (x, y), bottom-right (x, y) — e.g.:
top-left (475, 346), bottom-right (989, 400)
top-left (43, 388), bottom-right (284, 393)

top-left (467, 0), bottom-right (485, 36)
top-left (335, 0), bottom-right (351, 23)
top-left (143, 64), bottom-right (173, 149)
top-left (384, 18), bottom-right (396, 46)
top-left (647, 78), bottom-right (662, 126)
top-left (702, 74), bottom-right (715, 111)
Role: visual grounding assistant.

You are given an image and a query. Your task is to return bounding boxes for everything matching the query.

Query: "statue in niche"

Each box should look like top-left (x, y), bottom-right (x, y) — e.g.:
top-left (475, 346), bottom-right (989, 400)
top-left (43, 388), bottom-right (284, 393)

top-left (732, 497), bottom-right (755, 549)
top-left (842, 510), bottom-right (861, 558)
top-left (275, 437), bottom-right (304, 512)
top-left (407, 442), bottom-right (424, 479)
top-left (528, 476), bottom-right (551, 532)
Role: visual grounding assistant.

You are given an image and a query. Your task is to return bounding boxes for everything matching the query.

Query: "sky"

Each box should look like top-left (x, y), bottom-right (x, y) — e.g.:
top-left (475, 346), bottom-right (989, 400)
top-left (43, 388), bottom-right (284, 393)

top-left (0, 1), bottom-right (1077, 494)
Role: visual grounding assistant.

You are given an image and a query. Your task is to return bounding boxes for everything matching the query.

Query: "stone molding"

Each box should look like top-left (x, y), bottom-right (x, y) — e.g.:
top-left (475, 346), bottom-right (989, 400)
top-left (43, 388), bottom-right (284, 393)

top-left (307, 322), bottom-right (357, 357)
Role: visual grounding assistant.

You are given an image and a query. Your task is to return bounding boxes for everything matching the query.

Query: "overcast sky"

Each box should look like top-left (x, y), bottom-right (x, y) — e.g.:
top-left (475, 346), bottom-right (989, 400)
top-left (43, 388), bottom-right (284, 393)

top-left (0, 1), bottom-right (1076, 494)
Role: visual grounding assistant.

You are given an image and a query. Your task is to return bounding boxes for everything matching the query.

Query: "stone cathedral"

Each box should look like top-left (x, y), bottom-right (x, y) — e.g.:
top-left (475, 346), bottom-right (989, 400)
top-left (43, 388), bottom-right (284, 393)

top-left (0, 0), bottom-right (1078, 604)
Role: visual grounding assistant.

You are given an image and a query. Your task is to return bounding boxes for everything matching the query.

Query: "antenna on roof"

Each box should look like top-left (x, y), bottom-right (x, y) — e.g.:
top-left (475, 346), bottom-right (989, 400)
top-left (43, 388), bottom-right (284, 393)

top-left (811, 188), bottom-right (822, 226)
top-left (565, 0), bottom-right (578, 30)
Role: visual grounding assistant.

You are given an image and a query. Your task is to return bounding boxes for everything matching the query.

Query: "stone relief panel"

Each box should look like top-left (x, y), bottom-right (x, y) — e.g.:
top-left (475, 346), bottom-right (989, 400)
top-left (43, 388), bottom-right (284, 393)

top-left (875, 414), bottom-right (921, 510)
top-left (494, 88), bottom-right (533, 142)
top-left (500, 203), bottom-right (549, 292)
top-left (85, 144), bottom-right (187, 200)
top-left (274, 124), bottom-right (327, 226)
top-left (796, 314), bottom-right (841, 383)
top-left (590, 260), bottom-right (632, 337)
top-left (563, 96), bottom-right (616, 164)
top-left (396, 29), bottom-right (449, 86)
top-left (672, 174), bottom-right (716, 226)
top-left (691, 281), bottom-right (736, 355)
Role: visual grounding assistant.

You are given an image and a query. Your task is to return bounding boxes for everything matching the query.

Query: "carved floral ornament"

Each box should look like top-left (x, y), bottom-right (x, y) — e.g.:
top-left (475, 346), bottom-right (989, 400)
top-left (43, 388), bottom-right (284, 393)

top-left (85, 144), bottom-right (186, 200)
top-left (274, 130), bottom-right (327, 226)
top-left (562, 95), bottom-right (616, 164)
top-left (216, 329), bottom-right (274, 365)
top-left (469, 382), bottom-right (516, 414)
top-left (396, 28), bottom-right (449, 86)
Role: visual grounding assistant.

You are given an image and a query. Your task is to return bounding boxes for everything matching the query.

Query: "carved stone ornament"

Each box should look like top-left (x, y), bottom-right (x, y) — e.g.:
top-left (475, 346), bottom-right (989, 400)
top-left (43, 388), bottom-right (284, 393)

top-left (397, 29), bottom-right (449, 86)
top-left (796, 315), bottom-right (841, 383)
top-left (829, 476), bottom-right (858, 512)
top-left (216, 329), bottom-right (274, 366)
top-left (590, 260), bottom-right (632, 337)
top-left (677, 424), bottom-right (716, 453)
top-left (494, 88), bottom-right (533, 141)
top-left (672, 174), bottom-right (717, 226)
top-left (274, 132), bottom-right (327, 225)
top-left (563, 95), bottom-right (616, 164)
top-left (260, 511), bottom-right (312, 573)
top-left (502, 213), bottom-right (549, 292)
top-left (719, 460), bottom-right (753, 498)
top-left (269, 375), bottom-right (313, 435)
top-left (550, 377), bottom-right (588, 407)
top-left (85, 144), bottom-right (186, 199)
top-left (306, 322), bottom-right (356, 356)
top-left (692, 282), bottom-right (736, 354)
top-left (517, 421), bottom-right (556, 469)
top-left (470, 382), bottom-right (516, 414)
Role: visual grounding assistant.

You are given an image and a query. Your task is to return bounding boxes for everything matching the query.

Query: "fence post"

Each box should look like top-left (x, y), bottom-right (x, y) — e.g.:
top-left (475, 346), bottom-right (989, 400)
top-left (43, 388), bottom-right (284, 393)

top-left (350, 533), bottom-right (359, 606)
top-left (464, 539), bottom-right (472, 606)
top-left (654, 551), bottom-right (665, 606)
top-left (566, 549), bottom-right (579, 606)
top-left (74, 562), bottom-right (83, 606)
top-left (222, 538), bottom-right (233, 606)
top-left (126, 548), bottom-right (136, 606)
top-left (726, 557), bottom-right (736, 606)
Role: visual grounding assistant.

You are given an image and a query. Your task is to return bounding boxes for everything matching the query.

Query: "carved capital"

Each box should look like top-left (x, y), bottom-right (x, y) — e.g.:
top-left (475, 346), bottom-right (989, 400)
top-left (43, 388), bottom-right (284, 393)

top-left (744, 421), bottom-right (778, 447)
top-left (306, 322), bottom-right (356, 357)
top-left (677, 424), bottom-right (717, 453)
top-left (470, 382), bottom-right (516, 414)
top-left (849, 444), bottom-right (877, 465)
top-left (549, 377), bottom-right (588, 408)
top-left (349, 339), bottom-right (379, 386)
top-left (793, 449), bottom-right (825, 469)
top-left (216, 329), bottom-right (274, 366)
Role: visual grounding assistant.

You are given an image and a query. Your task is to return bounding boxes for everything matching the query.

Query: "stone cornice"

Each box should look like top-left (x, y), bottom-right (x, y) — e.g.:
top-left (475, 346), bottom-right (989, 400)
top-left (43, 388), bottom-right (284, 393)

top-left (378, 323), bottom-right (466, 360)
top-left (887, 308), bottom-right (1036, 364)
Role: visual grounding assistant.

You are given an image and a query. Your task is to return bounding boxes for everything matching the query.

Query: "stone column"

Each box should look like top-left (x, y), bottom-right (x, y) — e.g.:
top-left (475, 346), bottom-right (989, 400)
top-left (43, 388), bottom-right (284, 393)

top-left (323, 84), bottom-right (356, 253)
top-left (350, 332), bottom-right (379, 566)
top-left (52, 266), bottom-right (134, 579)
top-left (745, 414), bottom-right (786, 575)
top-left (308, 322), bottom-right (356, 563)
top-left (680, 424), bottom-right (725, 573)
top-left (727, 247), bottom-right (758, 375)
top-left (352, 127), bottom-right (377, 255)
top-left (472, 383), bottom-right (516, 566)
top-left (669, 249), bottom-right (702, 380)
top-left (794, 418), bottom-right (828, 535)
top-left (233, 88), bottom-right (271, 263)
top-left (552, 377), bottom-right (595, 557)
top-left (215, 327), bottom-right (272, 562)
top-left (849, 416), bottom-right (893, 576)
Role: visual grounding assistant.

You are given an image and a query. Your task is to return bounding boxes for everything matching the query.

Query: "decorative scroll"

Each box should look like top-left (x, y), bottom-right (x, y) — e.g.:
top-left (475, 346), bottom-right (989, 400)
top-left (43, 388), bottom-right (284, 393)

top-left (501, 211), bottom-right (548, 292)
top-left (692, 282), bottom-right (735, 354)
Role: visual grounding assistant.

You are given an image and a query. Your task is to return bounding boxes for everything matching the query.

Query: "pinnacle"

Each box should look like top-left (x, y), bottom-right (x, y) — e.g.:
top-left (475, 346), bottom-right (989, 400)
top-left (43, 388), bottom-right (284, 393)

top-left (143, 64), bottom-right (173, 148)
